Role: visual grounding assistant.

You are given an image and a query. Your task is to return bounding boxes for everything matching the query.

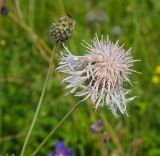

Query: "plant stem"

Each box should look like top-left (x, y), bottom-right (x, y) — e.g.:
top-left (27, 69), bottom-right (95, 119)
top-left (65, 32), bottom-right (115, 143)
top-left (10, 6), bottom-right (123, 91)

top-left (9, 13), bottom-right (52, 57)
top-left (14, 0), bottom-right (23, 19)
top-left (99, 112), bottom-right (123, 153)
top-left (31, 103), bottom-right (79, 156)
top-left (20, 45), bottom-right (58, 156)
top-left (59, 0), bottom-right (66, 15)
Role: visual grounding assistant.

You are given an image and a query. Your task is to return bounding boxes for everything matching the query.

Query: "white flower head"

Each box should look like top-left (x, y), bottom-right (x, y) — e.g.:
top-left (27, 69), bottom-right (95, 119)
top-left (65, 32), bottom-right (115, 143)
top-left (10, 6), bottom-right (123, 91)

top-left (56, 35), bottom-right (139, 117)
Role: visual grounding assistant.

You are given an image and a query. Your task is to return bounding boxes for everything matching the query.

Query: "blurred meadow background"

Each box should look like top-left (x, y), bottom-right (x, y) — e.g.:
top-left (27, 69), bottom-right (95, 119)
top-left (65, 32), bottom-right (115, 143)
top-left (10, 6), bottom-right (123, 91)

top-left (0, 0), bottom-right (160, 155)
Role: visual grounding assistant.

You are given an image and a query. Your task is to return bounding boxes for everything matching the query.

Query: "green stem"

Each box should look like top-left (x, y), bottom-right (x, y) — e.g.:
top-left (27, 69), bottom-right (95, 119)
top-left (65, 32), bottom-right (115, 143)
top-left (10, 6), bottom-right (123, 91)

top-left (20, 45), bottom-right (58, 156)
top-left (31, 103), bottom-right (79, 156)
top-left (59, 0), bottom-right (66, 15)
top-left (14, 0), bottom-right (23, 19)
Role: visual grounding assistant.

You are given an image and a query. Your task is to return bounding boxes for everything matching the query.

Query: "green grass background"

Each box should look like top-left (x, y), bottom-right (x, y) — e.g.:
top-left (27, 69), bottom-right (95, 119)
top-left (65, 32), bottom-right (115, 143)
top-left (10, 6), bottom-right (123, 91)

top-left (0, 0), bottom-right (160, 155)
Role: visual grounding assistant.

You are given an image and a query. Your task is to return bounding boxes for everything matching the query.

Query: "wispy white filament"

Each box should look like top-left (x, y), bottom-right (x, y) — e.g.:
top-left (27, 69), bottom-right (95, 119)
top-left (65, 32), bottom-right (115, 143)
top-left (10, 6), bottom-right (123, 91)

top-left (56, 35), bottom-right (139, 117)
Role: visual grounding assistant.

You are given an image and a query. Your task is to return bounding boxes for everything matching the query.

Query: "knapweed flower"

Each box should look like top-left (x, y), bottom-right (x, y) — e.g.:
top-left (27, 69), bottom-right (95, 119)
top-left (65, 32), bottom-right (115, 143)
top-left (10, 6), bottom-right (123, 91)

top-left (90, 119), bottom-right (103, 133)
top-left (49, 16), bottom-right (75, 43)
top-left (57, 35), bottom-right (139, 117)
top-left (48, 141), bottom-right (73, 156)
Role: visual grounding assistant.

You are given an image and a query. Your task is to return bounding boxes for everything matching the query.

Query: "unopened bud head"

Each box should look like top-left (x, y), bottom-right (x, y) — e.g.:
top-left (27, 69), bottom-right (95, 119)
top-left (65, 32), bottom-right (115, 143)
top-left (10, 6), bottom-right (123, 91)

top-left (49, 16), bottom-right (75, 43)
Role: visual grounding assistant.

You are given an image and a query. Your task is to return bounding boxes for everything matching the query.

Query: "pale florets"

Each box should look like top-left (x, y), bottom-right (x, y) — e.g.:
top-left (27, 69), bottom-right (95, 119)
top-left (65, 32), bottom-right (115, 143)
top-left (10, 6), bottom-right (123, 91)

top-left (56, 35), bottom-right (139, 117)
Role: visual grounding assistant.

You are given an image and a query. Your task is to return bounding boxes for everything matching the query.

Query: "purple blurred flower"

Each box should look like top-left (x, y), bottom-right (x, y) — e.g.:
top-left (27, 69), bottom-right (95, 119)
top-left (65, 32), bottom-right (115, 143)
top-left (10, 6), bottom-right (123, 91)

top-left (90, 119), bottom-right (103, 133)
top-left (86, 10), bottom-right (109, 25)
top-left (97, 119), bottom-right (103, 127)
top-left (86, 11), bottom-right (96, 23)
top-left (112, 25), bottom-right (122, 36)
top-left (97, 10), bottom-right (109, 24)
top-left (48, 141), bottom-right (74, 156)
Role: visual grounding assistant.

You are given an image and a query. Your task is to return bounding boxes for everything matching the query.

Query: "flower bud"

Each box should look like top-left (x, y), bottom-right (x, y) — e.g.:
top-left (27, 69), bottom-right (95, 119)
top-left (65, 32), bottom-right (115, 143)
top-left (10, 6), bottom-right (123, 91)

top-left (49, 16), bottom-right (75, 43)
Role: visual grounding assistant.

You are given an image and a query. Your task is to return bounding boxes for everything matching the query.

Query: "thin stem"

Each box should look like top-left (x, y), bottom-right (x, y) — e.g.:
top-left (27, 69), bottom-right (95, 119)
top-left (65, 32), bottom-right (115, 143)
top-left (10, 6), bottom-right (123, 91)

top-left (31, 103), bottom-right (79, 156)
top-left (20, 45), bottom-right (58, 156)
top-left (86, 99), bottom-right (122, 153)
top-left (0, 132), bottom-right (24, 142)
top-left (99, 112), bottom-right (123, 153)
top-left (59, 0), bottom-right (66, 15)
top-left (14, 0), bottom-right (23, 19)
top-left (9, 13), bottom-right (52, 56)
top-left (98, 133), bottom-right (107, 156)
